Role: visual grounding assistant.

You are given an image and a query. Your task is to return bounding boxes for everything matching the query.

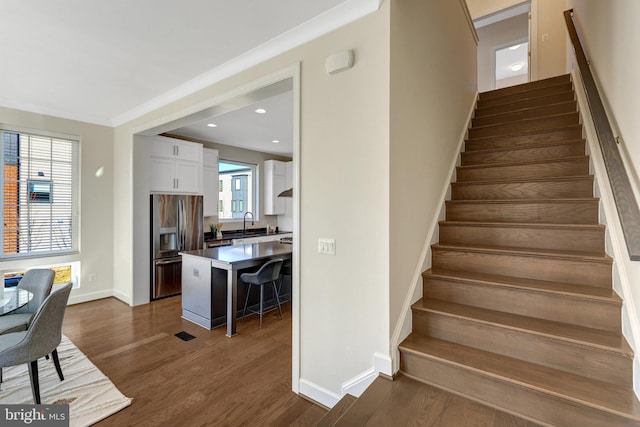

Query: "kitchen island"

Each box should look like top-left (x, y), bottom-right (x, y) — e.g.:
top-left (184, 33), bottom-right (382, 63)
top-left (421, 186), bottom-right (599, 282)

top-left (180, 241), bottom-right (292, 336)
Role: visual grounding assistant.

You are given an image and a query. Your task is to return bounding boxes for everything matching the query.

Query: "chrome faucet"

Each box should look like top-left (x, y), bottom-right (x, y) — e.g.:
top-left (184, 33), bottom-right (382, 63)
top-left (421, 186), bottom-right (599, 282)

top-left (243, 211), bottom-right (254, 234)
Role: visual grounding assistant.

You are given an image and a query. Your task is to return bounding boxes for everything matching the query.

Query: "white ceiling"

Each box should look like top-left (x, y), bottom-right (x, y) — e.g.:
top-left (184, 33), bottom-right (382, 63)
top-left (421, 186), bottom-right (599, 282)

top-left (0, 0), bottom-right (380, 156)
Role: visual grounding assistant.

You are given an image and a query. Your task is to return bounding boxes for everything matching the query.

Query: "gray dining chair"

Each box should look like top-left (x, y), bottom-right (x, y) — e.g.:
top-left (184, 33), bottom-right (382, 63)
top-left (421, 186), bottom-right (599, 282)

top-left (0, 283), bottom-right (72, 404)
top-left (241, 258), bottom-right (284, 329)
top-left (0, 269), bottom-right (55, 335)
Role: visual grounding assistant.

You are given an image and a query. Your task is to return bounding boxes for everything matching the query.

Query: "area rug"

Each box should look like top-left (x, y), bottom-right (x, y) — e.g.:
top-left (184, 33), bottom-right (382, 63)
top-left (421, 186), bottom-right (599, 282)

top-left (0, 335), bottom-right (132, 426)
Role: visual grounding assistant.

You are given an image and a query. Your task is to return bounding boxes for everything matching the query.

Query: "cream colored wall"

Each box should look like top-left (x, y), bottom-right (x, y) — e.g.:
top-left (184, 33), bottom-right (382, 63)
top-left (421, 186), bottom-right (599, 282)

top-left (114, 5), bottom-right (391, 398)
top-left (389, 0), bottom-right (477, 347)
top-left (476, 13), bottom-right (529, 92)
top-left (568, 0), bottom-right (640, 393)
top-left (0, 107), bottom-right (114, 304)
top-left (567, 0), bottom-right (640, 191)
top-left (466, 0), bottom-right (525, 19)
top-left (531, 0), bottom-right (567, 80)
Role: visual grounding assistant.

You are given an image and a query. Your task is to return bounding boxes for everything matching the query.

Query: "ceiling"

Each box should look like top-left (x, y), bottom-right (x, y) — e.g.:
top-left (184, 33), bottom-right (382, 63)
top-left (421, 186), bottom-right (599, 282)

top-left (0, 0), bottom-right (380, 156)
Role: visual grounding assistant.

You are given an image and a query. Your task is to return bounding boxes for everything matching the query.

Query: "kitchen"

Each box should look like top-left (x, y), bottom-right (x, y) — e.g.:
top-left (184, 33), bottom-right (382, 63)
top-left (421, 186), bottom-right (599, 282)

top-left (143, 78), bottom-right (296, 334)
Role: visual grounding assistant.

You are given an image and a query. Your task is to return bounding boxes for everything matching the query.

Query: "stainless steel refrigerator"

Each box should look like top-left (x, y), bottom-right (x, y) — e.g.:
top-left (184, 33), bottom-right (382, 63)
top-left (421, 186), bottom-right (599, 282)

top-left (151, 194), bottom-right (203, 300)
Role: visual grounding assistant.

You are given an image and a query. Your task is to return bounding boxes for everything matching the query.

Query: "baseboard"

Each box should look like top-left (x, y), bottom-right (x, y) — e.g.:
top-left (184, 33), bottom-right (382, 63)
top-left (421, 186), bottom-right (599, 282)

top-left (299, 378), bottom-right (341, 409)
top-left (68, 289), bottom-right (114, 305)
top-left (111, 289), bottom-right (132, 305)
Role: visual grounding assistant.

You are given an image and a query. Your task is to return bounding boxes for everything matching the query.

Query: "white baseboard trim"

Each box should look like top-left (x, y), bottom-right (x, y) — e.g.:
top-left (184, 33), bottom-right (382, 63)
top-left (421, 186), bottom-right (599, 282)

top-left (111, 289), bottom-right (132, 305)
top-left (68, 289), bottom-right (114, 305)
top-left (299, 378), bottom-right (341, 409)
top-left (299, 352), bottom-right (393, 408)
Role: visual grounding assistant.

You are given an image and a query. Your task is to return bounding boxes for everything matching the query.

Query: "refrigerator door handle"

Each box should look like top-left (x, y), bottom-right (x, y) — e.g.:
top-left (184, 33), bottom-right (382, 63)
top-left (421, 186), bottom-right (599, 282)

top-left (178, 198), bottom-right (186, 251)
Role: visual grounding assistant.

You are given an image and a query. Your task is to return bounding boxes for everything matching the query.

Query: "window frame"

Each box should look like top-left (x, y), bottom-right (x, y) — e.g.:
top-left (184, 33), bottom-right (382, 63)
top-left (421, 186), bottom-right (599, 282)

top-left (0, 125), bottom-right (81, 260)
top-left (217, 159), bottom-right (257, 222)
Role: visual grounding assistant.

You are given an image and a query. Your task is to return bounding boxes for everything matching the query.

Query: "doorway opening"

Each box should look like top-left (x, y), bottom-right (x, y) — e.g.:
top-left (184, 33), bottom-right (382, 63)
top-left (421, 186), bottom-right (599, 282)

top-left (495, 40), bottom-right (529, 89)
top-left (474, 1), bottom-right (531, 92)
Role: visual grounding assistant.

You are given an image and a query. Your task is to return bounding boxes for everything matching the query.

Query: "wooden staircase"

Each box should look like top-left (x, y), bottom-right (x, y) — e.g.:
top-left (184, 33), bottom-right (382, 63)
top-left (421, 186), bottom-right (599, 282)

top-left (396, 74), bottom-right (640, 426)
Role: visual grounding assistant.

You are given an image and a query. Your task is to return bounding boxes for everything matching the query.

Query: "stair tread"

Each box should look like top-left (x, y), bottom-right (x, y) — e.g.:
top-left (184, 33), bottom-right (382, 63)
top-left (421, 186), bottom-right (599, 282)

top-left (473, 100), bottom-right (577, 123)
top-left (467, 124), bottom-right (582, 142)
top-left (451, 175), bottom-right (592, 186)
top-left (412, 299), bottom-right (632, 355)
top-left (477, 83), bottom-right (574, 107)
top-left (399, 334), bottom-right (640, 419)
top-left (439, 220), bottom-right (605, 231)
top-left (433, 242), bottom-right (611, 263)
top-left (447, 197), bottom-right (598, 204)
top-left (458, 155), bottom-right (588, 171)
top-left (424, 268), bottom-right (618, 302)
top-left (470, 111), bottom-right (580, 132)
top-left (474, 91), bottom-right (576, 117)
top-left (462, 139), bottom-right (585, 155)
top-left (479, 75), bottom-right (571, 99)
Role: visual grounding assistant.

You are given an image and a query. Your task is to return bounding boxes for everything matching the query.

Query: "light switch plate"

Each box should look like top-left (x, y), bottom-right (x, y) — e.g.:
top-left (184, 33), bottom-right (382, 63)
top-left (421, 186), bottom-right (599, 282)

top-left (318, 238), bottom-right (336, 255)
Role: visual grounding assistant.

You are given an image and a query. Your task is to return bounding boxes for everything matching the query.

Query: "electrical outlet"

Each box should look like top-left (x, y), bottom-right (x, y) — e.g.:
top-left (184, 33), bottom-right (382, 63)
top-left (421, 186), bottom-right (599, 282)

top-left (542, 33), bottom-right (550, 42)
top-left (318, 238), bottom-right (336, 255)
top-left (88, 273), bottom-right (96, 282)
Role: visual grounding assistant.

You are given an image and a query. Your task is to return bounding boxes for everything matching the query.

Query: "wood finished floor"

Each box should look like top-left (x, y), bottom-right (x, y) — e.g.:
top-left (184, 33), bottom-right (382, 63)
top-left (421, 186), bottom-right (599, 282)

top-left (62, 296), bottom-right (326, 426)
top-left (62, 296), bottom-right (543, 426)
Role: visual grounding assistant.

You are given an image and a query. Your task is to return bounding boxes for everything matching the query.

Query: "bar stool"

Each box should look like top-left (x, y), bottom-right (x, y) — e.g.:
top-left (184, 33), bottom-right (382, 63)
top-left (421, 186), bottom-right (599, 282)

top-left (241, 258), bottom-right (284, 329)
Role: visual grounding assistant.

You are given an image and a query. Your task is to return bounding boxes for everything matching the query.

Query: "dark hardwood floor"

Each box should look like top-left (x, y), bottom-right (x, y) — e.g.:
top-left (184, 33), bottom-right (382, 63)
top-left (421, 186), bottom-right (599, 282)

top-left (62, 296), bottom-right (326, 426)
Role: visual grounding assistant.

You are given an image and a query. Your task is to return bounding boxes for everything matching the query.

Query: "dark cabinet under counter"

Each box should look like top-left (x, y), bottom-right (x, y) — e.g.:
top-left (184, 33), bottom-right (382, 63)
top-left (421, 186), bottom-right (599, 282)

top-left (181, 242), bottom-right (292, 335)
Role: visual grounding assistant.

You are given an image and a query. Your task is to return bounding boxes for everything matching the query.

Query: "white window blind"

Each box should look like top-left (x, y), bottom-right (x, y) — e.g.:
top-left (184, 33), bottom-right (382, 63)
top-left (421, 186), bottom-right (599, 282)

top-left (1, 128), bottom-right (80, 258)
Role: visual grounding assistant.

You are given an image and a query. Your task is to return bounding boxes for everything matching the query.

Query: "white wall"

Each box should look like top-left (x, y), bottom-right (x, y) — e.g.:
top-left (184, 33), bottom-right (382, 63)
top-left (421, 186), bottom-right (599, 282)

top-left (466, 0), bottom-right (525, 19)
top-left (0, 107), bottom-right (115, 304)
top-left (568, 0), bottom-right (640, 394)
top-left (113, 3), bottom-right (391, 405)
top-left (389, 0), bottom-right (478, 367)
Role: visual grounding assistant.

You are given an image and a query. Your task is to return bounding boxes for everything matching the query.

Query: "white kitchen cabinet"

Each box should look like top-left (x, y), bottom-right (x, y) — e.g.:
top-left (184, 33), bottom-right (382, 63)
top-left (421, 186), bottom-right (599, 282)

top-left (203, 148), bottom-right (219, 217)
top-left (150, 136), bottom-right (202, 194)
top-left (151, 136), bottom-right (201, 162)
top-left (264, 160), bottom-right (286, 215)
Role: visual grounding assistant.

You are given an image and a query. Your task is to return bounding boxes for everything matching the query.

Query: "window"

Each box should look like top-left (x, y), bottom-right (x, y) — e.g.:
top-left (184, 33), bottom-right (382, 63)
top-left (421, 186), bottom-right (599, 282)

top-left (219, 180), bottom-right (223, 192)
top-left (219, 200), bottom-right (223, 212)
top-left (218, 160), bottom-right (255, 220)
top-left (1, 128), bottom-right (80, 258)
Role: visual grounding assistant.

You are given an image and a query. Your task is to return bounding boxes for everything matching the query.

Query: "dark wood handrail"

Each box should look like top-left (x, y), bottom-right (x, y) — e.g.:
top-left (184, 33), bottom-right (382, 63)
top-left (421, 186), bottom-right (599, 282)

top-left (564, 9), bottom-right (640, 261)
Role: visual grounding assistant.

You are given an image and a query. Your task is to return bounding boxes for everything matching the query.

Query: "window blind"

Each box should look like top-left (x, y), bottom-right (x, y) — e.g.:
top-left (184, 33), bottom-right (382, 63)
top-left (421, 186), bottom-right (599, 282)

top-left (1, 128), bottom-right (79, 258)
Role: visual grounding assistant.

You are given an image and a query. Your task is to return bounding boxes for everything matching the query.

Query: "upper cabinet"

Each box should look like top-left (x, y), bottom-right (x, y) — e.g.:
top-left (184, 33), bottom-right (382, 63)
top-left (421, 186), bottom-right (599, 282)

top-left (264, 160), bottom-right (286, 215)
top-left (150, 136), bottom-right (203, 194)
top-left (203, 148), bottom-right (219, 217)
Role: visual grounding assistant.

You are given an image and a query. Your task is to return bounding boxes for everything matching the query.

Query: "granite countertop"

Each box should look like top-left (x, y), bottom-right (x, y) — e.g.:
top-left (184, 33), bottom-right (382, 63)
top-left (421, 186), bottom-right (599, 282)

top-left (181, 241), bottom-right (292, 265)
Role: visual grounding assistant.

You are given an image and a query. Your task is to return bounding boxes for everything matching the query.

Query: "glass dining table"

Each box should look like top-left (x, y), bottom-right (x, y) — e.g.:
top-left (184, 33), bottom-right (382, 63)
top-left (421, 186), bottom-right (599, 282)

top-left (0, 287), bottom-right (34, 315)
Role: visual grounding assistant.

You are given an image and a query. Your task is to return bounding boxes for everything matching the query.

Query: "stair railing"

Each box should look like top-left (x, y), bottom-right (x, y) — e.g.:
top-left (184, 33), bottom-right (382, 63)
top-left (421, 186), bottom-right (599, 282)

top-left (564, 9), bottom-right (640, 261)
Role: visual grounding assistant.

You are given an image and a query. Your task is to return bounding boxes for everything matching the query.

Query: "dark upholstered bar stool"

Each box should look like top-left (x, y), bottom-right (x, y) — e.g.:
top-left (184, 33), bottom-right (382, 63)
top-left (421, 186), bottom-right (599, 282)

top-left (240, 258), bottom-right (283, 329)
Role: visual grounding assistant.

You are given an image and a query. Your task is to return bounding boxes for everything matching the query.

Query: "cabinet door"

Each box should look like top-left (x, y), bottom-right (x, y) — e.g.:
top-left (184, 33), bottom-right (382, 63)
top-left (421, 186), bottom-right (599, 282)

top-left (264, 160), bottom-right (286, 215)
top-left (150, 157), bottom-right (177, 192)
top-left (150, 137), bottom-right (177, 158)
top-left (175, 160), bottom-right (201, 193)
top-left (175, 140), bottom-right (201, 162)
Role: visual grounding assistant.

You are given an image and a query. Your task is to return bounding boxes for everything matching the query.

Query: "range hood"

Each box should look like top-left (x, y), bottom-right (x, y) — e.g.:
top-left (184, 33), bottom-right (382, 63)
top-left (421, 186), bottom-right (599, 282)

top-left (278, 188), bottom-right (293, 198)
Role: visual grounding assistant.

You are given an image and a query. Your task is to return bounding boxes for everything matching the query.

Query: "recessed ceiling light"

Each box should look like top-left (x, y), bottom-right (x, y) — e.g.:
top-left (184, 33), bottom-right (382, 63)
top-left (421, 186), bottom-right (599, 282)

top-left (509, 44), bottom-right (521, 50)
top-left (272, 140), bottom-right (280, 144)
top-left (510, 63), bottom-right (524, 72)
top-left (254, 108), bottom-right (267, 114)
top-left (206, 123), bottom-right (217, 127)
